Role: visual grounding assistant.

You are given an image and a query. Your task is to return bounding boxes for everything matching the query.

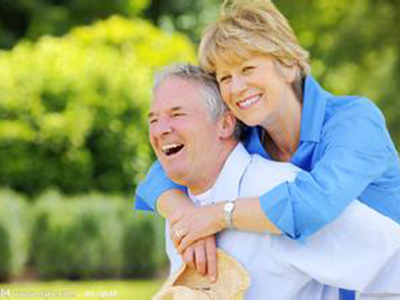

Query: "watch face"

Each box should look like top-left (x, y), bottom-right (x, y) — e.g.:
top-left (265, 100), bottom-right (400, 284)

top-left (226, 202), bottom-right (234, 211)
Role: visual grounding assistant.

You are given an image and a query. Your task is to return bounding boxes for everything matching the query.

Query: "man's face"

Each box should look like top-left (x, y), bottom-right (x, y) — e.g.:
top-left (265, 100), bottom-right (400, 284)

top-left (149, 77), bottom-right (223, 187)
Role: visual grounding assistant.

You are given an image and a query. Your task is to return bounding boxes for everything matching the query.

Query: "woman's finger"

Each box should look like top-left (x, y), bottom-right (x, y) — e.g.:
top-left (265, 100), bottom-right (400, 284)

top-left (182, 246), bottom-right (195, 269)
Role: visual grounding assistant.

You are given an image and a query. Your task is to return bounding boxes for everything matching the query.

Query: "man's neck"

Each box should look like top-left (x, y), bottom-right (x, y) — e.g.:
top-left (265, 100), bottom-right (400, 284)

top-left (188, 141), bottom-right (238, 196)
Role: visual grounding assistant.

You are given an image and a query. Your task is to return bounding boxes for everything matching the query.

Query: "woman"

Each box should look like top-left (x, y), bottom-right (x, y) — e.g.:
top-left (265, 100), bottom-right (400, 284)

top-left (135, 0), bottom-right (400, 283)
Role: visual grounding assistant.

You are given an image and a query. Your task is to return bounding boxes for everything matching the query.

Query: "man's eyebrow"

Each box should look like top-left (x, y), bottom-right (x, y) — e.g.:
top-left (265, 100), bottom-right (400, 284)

top-left (148, 106), bottom-right (185, 119)
top-left (170, 106), bottom-right (184, 112)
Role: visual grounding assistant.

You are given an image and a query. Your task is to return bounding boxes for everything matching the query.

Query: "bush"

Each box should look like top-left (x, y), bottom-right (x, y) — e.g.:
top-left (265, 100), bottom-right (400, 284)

top-left (0, 189), bottom-right (31, 281)
top-left (122, 212), bottom-right (157, 277)
top-left (0, 16), bottom-right (196, 197)
top-left (32, 191), bottom-right (124, 279)
top-left (31, 190), bottom-right (161, 279)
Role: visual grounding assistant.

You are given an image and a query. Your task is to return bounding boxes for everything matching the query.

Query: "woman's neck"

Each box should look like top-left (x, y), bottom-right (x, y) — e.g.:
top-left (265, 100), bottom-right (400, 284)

top-left (261, 94), bottom-right (302, 161)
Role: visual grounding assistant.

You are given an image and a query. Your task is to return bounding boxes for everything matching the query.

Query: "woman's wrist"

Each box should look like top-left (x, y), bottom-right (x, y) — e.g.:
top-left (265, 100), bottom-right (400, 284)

top-left (212, 202), bottom-right (229, 231)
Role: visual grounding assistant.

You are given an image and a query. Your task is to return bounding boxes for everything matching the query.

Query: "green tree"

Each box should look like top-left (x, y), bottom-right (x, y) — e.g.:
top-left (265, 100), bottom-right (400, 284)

top-left (0, 0), bottom-right (149, 49)
top-left (0, 16), bottom-right (195, 196)
top-left (278, 0), bottom-right (400, 146)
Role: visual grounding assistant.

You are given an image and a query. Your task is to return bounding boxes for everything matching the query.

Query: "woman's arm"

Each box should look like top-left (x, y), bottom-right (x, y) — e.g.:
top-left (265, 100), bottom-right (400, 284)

top-left (258, 100), bottom-right (398, 241)
top-left (171, 198), bottom-right (281, 253)
top-left (134, 160), bottom-right (187, 212)
top-left (157, 189), bottom-right (194, 218)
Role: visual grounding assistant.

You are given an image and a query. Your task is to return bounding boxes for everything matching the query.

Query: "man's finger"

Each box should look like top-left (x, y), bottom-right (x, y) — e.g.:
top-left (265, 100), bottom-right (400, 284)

top-left (205, 237), bottom-right (217, 282)
top-left (194, 243), bottom-right (207, 276)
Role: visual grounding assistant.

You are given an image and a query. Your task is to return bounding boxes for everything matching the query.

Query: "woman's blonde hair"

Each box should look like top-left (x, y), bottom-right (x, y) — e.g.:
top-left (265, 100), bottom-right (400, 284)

top-left (199, 0), bottom-right (310, 90)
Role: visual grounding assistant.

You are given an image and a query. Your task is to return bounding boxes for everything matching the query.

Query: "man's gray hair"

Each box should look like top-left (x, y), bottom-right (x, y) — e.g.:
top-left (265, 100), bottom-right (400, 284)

top-left (153, 64), bottom-right (227, 121)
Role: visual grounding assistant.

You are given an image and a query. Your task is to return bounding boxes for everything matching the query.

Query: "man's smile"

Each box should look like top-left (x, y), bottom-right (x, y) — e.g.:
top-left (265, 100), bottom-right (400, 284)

top-left (161, 143), bottom-right (185, 156)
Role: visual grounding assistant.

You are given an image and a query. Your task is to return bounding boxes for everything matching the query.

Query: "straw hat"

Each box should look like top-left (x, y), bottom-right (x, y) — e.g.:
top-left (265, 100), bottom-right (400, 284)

top-left (153, 249), bottom-right (250, 300)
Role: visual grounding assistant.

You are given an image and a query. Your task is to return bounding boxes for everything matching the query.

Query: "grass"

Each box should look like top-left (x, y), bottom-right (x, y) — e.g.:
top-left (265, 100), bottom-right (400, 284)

top-left (0, 279), bottom-right (164, 300)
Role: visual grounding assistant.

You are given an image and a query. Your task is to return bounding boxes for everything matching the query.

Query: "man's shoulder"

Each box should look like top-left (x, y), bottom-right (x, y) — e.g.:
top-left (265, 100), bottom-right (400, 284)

top-left (240, 153), bottom-right (300, 197)
top-left (249, 153), bottom-right (301, 175)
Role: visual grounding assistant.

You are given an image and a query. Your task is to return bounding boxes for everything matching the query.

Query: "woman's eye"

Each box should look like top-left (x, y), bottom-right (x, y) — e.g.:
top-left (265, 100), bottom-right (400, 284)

top-left (219, 75), bottom-right (231, 83)
top-left (149, 118), bottom-right (158, 125)
top-left (242, 66), bottom-right (254, 74)
top-left (172, 113), bottom-right (184, 118)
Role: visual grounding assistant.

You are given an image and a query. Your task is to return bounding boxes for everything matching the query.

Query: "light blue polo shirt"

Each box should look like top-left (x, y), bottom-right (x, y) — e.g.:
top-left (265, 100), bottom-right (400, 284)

top-left (134, 75), bottom-right (400, 241)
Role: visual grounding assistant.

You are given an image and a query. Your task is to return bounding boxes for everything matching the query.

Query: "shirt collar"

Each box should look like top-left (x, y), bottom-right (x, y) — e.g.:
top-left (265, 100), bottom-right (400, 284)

top-left (190, 143), bottom-right (251, 203)
top-left (300, 75), bottom-right (331, 142)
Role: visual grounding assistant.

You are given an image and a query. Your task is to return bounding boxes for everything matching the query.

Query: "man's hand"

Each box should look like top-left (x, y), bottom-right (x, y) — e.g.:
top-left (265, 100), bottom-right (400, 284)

top-left (181, 235), bottom-right (218, 283)
top-left (170, 203), bottom-right (226, 253)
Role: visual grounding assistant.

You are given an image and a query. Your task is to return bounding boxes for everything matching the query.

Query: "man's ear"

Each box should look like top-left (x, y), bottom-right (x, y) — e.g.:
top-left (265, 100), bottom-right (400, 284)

top-left (217, 111), bottom-right (237, 139)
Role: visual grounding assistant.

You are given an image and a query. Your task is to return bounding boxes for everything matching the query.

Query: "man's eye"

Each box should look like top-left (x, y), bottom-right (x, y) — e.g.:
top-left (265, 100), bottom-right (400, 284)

top-left (172, 113), bottom-right (185, 117)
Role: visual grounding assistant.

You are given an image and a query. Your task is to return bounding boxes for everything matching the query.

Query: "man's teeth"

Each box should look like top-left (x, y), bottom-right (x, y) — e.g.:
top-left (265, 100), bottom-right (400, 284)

top-left (238, 95), bottom-right (260, 108)
top-left (161, 143), bottom-right (184, 155)
top-left (162, 144), bottom-right (180, 153)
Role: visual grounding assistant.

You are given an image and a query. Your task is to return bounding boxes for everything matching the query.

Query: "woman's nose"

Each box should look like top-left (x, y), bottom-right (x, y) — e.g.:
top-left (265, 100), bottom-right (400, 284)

top-left (231, 75), bottom-right (247, 95)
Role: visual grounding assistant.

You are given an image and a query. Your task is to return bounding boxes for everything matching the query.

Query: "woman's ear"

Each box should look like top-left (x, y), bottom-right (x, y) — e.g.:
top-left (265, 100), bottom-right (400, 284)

top-left (217, 110), bottom-right (237, 139)
top-left (274, 61), bottom-right (297, 84)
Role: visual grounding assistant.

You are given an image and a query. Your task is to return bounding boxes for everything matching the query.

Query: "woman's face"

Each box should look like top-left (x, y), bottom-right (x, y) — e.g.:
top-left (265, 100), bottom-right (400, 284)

top-left (215, 55), bottom-right (296, 128)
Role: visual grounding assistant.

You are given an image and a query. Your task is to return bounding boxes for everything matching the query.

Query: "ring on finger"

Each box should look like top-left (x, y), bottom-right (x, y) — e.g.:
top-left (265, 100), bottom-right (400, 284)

top-left (175, 229), bottom-right (184, 238)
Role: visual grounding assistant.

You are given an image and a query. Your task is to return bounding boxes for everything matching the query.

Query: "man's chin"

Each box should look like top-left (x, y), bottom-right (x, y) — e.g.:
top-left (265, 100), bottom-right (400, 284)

top-left (165, 170), bottom-right (189, 186)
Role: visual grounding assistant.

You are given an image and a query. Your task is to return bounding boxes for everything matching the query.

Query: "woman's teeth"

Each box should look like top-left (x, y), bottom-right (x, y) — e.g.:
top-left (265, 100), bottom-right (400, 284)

top-left (237, 95), bottom-right (260, 109)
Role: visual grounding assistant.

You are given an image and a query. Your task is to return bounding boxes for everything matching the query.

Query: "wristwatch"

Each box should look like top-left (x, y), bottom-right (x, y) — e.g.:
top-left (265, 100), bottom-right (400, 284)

top-left (223, 200), bottom-right (236, 229)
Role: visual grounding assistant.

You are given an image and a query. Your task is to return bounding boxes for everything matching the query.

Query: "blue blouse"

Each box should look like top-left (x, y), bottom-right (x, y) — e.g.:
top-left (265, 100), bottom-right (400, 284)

top-left (134, 75), bottom-right (400, 241)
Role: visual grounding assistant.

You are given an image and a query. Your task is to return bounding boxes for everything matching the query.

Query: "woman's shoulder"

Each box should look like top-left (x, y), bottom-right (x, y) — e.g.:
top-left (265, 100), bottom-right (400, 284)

top-left (326, 95), bottom-right (384, 120)
top-left (324, 95), bottom-right (387, 133)
top-left (321, 95), bottom-right (394, 151)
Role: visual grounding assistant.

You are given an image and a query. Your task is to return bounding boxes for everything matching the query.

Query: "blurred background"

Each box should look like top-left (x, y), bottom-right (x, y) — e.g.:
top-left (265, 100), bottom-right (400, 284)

top-left (0, 0), bottom-right (399, 299)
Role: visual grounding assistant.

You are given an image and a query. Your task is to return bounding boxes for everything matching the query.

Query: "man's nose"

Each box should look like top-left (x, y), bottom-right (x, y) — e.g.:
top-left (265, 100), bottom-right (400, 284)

top-left (152, 117), bottom-right (173, 137)
top-left (231, 75), bottom-right (247, 95)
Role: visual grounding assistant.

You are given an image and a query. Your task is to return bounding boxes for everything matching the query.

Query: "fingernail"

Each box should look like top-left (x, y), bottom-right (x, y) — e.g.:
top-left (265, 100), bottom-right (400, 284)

top-left (210, 276), bottom-right (216, 283)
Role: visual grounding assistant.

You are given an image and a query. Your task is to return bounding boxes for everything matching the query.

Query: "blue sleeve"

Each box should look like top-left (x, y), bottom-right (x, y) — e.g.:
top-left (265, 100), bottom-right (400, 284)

top-left (260, 101), bottom-right (395, 241)
top-left (134, 160), bottom-right (187, 212)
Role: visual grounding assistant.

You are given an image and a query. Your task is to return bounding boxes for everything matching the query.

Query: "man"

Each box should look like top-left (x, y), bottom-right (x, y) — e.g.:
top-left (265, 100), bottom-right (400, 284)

top-left (146, 64), bottom-right (400, 299)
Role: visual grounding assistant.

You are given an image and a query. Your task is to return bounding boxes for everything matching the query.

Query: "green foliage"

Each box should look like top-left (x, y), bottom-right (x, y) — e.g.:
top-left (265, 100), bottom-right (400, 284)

top-left (0, 189), bottom-right (31, 281)
top-left (31, 191), bottom-right (161, 279)
top-left (276, 0), bottom-right (400, 148)
top-left (0, 16), bottom-right (196, 196)
top-left (0, 0), bottom-right (150, 49)
top-left (122, 213), bottom-right (157, 277)
top-left (32, 192), bottom-right (124, 279)
top-left (145, 0), bottom-right (219, 43)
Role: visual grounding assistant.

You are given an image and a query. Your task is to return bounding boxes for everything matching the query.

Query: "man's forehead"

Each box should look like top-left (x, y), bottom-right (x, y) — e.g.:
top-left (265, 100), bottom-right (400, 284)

top-left (150, 77), bottom-right (205, 113)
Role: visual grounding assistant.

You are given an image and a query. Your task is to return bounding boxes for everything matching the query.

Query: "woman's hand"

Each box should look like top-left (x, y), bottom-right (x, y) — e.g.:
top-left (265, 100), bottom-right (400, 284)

top-left (181, 235), bottom-right (218, 283)
top-left (170, 203), bottom-right (226, 253)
